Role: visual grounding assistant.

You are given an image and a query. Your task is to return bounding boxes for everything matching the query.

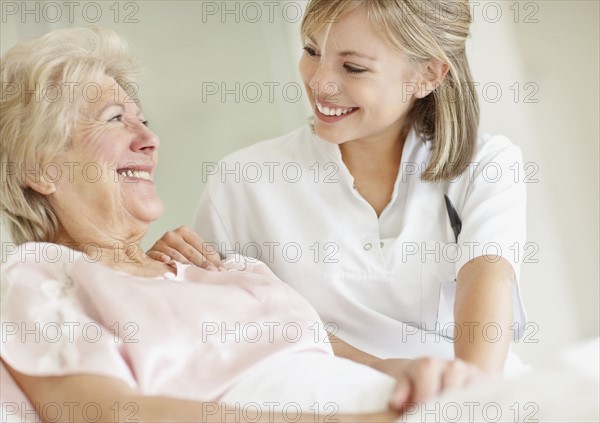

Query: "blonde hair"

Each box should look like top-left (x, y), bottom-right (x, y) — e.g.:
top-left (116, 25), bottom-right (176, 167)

top-left (301, 0), bottom-right (480, 181)
top-left (0, 26), bottom-right (141, 244)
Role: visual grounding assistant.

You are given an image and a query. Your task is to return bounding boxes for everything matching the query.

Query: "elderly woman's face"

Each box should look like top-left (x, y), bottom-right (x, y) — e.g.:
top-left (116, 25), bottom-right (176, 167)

top-left (46, 74), bottom-right (163, 243)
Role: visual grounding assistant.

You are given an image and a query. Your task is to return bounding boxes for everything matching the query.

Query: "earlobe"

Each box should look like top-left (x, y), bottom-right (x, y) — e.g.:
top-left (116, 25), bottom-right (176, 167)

top-left (415, 81), bottom-right (432, 99)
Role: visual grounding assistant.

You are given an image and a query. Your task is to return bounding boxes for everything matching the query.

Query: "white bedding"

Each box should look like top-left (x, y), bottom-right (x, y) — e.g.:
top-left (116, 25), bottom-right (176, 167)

top-left (220, 351), bottom-right (396, 413)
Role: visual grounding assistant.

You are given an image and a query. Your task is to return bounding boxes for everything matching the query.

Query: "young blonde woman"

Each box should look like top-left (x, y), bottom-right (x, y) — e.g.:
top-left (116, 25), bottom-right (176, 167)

top-left (151, 0), bottom-right (527, 384)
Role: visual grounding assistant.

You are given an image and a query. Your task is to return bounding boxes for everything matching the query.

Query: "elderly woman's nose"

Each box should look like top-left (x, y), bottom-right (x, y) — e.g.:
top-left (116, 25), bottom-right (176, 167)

top-left (131, 123), bottom-right (160, 152)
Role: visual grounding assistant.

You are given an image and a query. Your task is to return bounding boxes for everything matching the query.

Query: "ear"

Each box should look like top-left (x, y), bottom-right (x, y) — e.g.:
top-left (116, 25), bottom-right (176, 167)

top-left (25, 173), bottom-right (56, 196)
top-left (416, 59), bottom-right (449, 99)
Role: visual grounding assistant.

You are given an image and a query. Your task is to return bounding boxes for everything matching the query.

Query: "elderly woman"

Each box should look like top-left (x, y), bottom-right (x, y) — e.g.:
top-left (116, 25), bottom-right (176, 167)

top-left (0, 27), bottom-right (483, 423)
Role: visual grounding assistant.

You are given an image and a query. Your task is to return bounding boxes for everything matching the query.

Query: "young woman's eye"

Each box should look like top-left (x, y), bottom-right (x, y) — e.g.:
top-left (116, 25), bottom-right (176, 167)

top-left (344, 64), bottom-right (367, 74)
top-left (109, 114), bottom-right (123, 122)
top-left (303, 46), bottom-right (319, 57)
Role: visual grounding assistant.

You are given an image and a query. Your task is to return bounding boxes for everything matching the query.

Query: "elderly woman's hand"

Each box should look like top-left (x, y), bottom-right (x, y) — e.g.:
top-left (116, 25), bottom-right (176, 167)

top-left (147, 226), bottom-right (224, 271)
top-left (370, 357), bottom-right (489, 412)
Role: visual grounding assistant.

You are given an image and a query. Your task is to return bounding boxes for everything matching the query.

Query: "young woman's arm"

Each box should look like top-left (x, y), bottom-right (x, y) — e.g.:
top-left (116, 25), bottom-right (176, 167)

top-left (454, 255), bottom-right (515, 375)
top-left (4, 361), bottom-right (399, 423)
top-left (326, 335), bottom-right (484, 408)
top-left (327, 333), bottom-right (379, 365)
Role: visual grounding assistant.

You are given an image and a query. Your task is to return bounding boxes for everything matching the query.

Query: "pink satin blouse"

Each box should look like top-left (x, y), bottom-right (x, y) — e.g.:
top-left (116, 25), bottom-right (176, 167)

top-left (1, 243), bottom-right (333, 402)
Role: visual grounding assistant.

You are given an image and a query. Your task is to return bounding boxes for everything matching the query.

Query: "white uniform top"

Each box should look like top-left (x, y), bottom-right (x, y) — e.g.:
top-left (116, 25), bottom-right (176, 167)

top-left (194, 125), bottom-right (527, 364)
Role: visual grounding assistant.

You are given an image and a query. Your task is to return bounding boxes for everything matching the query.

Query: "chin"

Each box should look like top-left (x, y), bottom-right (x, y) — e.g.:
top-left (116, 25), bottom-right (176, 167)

top-left (134, 198), bottom-right (165, 223)
top-left (314, 125), bottom-right (351, 145)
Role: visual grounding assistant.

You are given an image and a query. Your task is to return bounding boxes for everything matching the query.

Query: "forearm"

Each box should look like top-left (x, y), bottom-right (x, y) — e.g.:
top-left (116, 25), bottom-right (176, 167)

top-left (327, 332), bottom-right (380, 365)
top-left (7, 371), bottom-right (205, 423)
top-left (454, 256), bottom-right (514, 375)
top-left (6, 363), bottom-right (397, 423)
top-left (137, 397), bottom-right (399, 423)
top-left (30, 392), bottom-right (398, 423)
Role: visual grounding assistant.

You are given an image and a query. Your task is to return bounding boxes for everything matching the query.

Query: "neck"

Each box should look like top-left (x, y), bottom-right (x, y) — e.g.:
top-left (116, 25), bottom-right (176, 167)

top-left (339, 124), bottom-right (410, 175)
top-left (53, 230), bottom-right (171, 277)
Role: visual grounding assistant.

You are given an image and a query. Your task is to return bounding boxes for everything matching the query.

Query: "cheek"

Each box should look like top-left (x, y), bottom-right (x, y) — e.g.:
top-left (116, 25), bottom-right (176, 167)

top-left (85, 132), bottom-right (122, 162)
top-left (345, 80), bottom-right (379, 110)
top-left (299, 56), bottom-right (315, 86)
top-left (372, 77), bottom-right (413, 113)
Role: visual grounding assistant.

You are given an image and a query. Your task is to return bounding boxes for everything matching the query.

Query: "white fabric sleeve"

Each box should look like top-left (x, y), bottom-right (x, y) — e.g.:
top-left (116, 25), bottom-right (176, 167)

top-left (193, 175), bottom-right (236, 258)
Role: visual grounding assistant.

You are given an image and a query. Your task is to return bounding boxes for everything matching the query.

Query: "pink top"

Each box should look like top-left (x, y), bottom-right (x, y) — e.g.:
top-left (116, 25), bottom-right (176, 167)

top-left (0, 243), bottom-right (332, 402)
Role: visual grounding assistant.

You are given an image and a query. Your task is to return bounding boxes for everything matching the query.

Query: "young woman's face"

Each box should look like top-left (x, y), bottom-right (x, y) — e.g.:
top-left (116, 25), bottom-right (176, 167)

top-left (299, 6), bottom-right (422, 146)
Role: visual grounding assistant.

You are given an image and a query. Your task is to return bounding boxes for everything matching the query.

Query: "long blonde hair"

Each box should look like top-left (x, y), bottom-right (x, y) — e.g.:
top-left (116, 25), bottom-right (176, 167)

top-left (301, 0), bottom-right (479, 182)
top-left (0, 26), bottom-right (141, 244)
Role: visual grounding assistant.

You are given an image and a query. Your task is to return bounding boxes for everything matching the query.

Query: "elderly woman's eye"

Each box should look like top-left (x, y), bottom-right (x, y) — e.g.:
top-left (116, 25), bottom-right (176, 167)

top-left (142, 120), bottom-right (149, 127)
top-left (109, 114), bottom-right (123, 122)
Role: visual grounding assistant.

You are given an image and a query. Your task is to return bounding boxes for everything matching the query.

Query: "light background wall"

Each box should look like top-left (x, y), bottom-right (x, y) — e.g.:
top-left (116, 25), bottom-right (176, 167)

top-left (1, 1), bottom-right (598, 363)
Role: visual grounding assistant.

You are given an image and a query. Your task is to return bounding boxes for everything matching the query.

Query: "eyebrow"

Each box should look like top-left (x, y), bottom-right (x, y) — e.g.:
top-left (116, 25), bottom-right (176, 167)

top-left (339, 51), bottom-right (377, 61)
top-left (307, 36), bottom-right (378, 62)
top-left (99, 102), bottom-right (124, 114)
top-left (99, 102), bottom-right (142, 116)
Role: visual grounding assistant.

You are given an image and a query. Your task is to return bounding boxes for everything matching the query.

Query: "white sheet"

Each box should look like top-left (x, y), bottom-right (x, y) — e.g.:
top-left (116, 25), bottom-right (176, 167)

top-left (221, 351), bottom-right (396, 413)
